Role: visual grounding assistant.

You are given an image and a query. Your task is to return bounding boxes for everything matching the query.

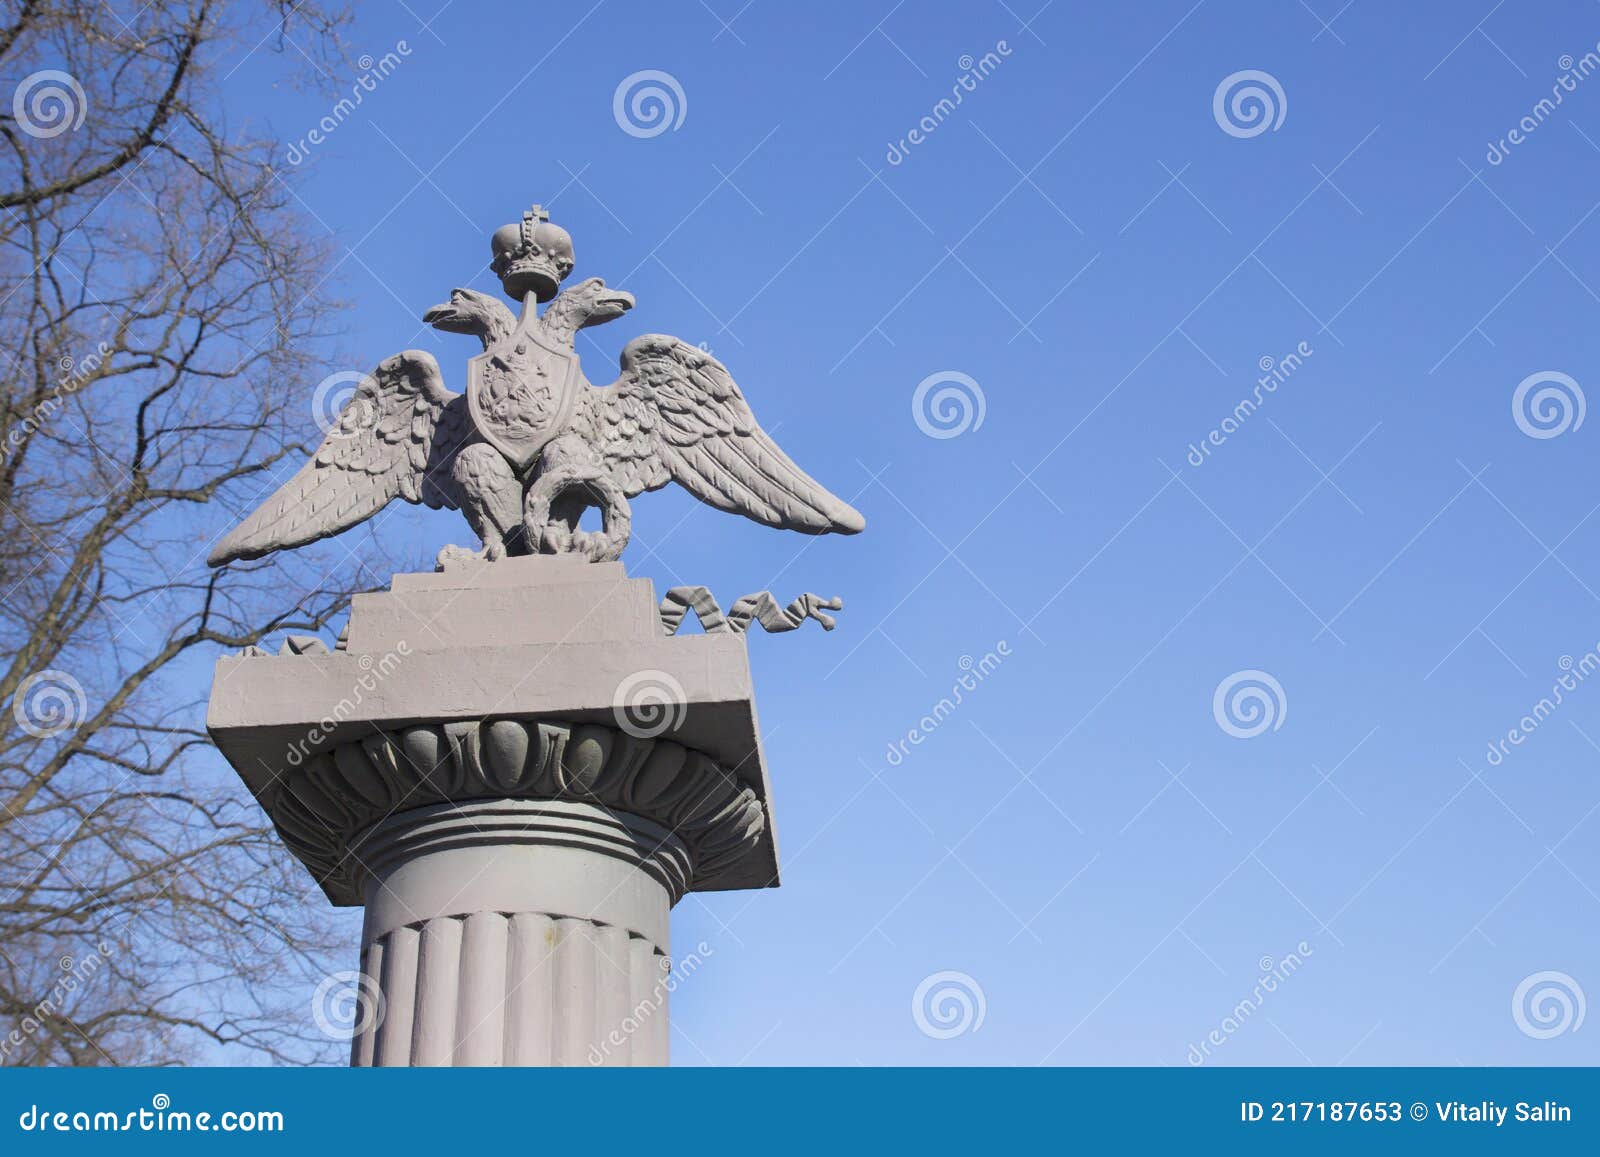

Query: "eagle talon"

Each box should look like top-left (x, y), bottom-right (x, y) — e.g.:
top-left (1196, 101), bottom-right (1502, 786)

top-left (435, 541), bottom-right (504, 570)
top-left (802, 594), bottom-right (843, 630)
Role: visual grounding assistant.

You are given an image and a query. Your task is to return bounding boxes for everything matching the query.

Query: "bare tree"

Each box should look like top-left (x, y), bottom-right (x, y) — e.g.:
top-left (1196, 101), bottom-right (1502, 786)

top-left (0, 0), bottom-right (385, 1064)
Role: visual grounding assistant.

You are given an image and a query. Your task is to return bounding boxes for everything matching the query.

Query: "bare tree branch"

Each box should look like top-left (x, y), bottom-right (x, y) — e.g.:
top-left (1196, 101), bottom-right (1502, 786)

top-left (0, 0), bottom-right (386, 1066)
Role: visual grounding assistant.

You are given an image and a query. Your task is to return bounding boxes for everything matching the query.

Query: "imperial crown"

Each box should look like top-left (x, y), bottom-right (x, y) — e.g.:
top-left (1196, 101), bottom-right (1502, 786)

top-left (489, 204), bottom-right (574, 302)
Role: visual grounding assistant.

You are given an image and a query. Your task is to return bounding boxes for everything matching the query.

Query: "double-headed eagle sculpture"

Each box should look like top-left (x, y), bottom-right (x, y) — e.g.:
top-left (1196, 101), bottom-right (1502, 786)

top-left (209, 205), bottom-right (864, 569)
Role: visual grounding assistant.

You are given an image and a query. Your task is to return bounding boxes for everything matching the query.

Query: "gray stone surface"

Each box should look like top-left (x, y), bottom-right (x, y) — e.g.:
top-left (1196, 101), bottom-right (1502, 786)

top-left (207, 556), bottom-right (780, 903)
top-left (350, 800), bottom-right (674, 1066)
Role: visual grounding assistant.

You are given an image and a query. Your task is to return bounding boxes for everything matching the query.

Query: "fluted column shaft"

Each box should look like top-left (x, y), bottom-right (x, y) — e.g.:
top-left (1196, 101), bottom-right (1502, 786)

top-left (348, 798), bottom-right (681, 1067)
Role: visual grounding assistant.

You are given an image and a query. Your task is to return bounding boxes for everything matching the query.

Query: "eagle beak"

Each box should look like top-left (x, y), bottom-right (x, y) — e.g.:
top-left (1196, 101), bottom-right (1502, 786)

top-left (578, 287), bottom-right (635, 330)
top-left (422, 288), bottom-right (471, 328)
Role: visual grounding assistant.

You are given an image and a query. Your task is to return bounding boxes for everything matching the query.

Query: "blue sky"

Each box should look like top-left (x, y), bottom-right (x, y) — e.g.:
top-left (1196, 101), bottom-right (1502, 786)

top-left (218, 0), bottom-right (1600, 1065)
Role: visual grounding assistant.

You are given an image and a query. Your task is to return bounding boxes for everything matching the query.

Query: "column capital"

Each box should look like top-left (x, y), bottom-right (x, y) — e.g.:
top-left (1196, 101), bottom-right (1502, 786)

top-left (264, 718), bottom-right (763, 905)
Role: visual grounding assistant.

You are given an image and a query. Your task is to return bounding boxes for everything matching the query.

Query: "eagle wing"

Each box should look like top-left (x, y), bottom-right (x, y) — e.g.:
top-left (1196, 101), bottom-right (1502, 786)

top-left (583, 335), bottom-right (865, 536)
top-left (208, 351), bottom-right (470, 566)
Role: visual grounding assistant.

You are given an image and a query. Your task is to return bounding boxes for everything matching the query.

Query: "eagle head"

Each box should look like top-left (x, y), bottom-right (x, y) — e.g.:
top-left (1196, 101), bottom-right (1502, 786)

top-left (422, 288), bottom-right (516, 349)
top-left (564, 277), bottom-right (635, 329)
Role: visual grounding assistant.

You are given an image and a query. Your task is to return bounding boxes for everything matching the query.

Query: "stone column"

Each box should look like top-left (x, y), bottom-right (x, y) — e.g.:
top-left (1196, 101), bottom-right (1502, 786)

top-left (351, 798), bottom-right (679, 1066)
top-left (206, 556), bottom-right (776, 1066)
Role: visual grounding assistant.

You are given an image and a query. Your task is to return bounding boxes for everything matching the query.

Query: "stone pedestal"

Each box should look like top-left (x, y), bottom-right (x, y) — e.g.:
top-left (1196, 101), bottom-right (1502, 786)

top-left (205, 556), bottom-right (777, 1066)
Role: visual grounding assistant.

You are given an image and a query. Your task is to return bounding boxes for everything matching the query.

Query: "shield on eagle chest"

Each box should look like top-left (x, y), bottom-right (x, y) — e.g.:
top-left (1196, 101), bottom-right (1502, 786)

top-left (466, 311), bottom-right (581, 472)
